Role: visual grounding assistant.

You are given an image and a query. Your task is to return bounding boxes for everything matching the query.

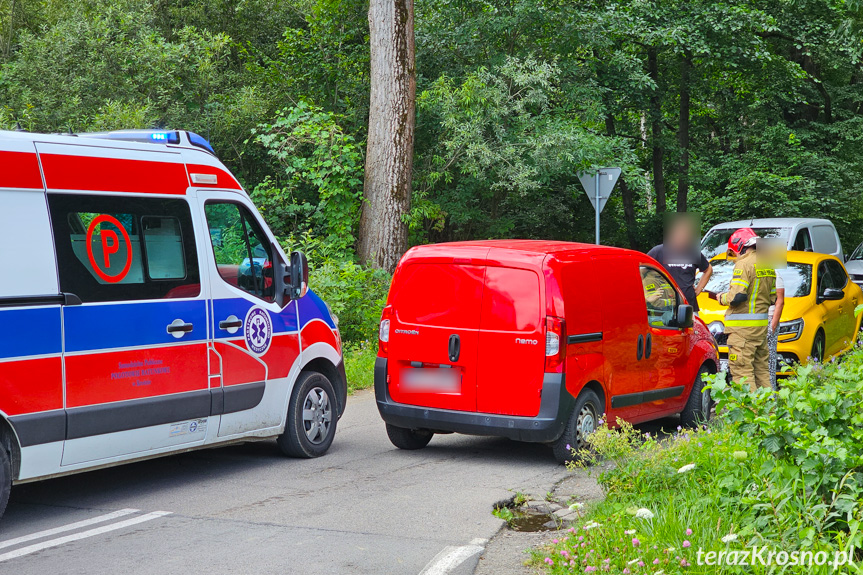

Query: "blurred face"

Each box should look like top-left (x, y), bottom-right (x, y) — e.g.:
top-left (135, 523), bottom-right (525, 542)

top-left (757, 238), bottom-right (787, 269)
top-left (664, 213), bottom-right (700, 258)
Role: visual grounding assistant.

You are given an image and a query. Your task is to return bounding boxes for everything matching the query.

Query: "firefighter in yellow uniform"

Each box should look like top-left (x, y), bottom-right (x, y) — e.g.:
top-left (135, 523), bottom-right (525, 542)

top-left (641, 268), bottom-right (676, 326)
top-left (709, 228), bottom-right (776, 391)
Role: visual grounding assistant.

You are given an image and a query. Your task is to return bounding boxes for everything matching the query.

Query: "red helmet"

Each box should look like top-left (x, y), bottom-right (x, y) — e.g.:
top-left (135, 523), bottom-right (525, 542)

top-left (728, 227), bottom-right (758, 256)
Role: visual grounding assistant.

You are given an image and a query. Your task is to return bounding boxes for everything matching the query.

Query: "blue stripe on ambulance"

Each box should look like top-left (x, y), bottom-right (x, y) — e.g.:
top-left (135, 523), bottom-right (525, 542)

top-left (0, 307), bottom-right (63, 360)
top-left (211, 298), bottom-right (299, 339)
top-left (297, 290), bottom-right (336, 330)
top-left (64, 300), bottom-right (208, 352)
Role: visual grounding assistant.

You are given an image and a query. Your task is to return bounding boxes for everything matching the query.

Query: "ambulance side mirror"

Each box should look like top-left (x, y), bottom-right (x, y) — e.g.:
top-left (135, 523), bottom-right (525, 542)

top-left (288, 251), bottom-right (309, 300)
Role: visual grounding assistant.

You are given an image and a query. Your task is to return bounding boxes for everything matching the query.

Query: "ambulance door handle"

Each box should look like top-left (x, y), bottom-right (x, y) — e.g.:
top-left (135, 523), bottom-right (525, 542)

top-left (645, 333), bottom-right (652, 359)
top-left (636, 334), bottom-right (644, 361)
top-left (167, 319), bottom-right (194, 338)
top-left (219, 319), bottom-right (243, 330)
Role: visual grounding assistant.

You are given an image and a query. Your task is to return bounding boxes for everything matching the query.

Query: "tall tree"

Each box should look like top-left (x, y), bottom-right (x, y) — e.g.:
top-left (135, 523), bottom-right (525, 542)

top-left (359, 0), bottom-right (416, 271)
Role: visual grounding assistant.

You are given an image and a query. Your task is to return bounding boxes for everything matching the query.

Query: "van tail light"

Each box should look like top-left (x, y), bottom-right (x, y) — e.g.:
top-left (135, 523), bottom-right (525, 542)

top-left (378, 305), bottom-right (393, 357)
top-left (545, 316), bottom-right (565, 373)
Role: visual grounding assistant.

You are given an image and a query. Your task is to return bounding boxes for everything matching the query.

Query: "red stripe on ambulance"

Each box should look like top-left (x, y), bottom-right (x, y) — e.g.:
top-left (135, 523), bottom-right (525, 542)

top-left (0, 357), bottom-right (63, 415)
top-left (40, 154), bottom-right (189, 194)
top-left (0, 151), bottom-right (43, 189)
top-left (65, 344), bottom-right (209, 408)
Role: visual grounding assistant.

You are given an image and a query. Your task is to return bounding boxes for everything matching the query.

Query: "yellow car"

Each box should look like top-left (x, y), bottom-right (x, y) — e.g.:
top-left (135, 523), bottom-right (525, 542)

top-left (697, 251), bottom-right (863, 374)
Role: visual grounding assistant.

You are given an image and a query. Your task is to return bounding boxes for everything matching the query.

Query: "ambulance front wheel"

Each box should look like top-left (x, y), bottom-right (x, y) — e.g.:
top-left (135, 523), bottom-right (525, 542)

top-left (278, 371), bottom-right (338, 458)
top-left (0, 445), bottom-right (10, 521)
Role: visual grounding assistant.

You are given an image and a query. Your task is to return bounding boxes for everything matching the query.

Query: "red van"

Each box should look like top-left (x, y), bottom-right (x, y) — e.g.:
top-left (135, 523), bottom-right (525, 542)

top-left (375, 240), bottom-right (719, 462)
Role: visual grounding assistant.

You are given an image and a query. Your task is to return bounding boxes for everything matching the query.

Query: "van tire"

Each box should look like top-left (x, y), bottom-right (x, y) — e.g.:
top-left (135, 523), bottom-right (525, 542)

top-left (552, 389), bottom-right (601, 465)
top-left (385, 424), bottom-right (433, 450)
top-left (0, 446), bottom-right (10, 521)
top-left (277, 371), bottom-right (338, 458)
top-left (680, 366), bottom-right (712, 428)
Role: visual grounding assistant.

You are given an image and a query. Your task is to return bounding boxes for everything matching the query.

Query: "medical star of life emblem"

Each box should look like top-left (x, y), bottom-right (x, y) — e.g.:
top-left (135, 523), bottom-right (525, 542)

top-left (244, 306), bottom-right (273, 356)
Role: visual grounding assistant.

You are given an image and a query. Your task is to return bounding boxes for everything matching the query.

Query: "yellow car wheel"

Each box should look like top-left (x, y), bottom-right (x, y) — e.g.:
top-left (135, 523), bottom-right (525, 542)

top-left (811, 330), bottom-right (825, 363)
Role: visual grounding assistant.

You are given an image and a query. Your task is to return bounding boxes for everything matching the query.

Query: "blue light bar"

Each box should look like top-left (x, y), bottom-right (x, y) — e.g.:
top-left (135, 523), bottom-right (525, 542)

top-left (187, 131), bottom-right (215, 155)
top-left (77, 130), bottom-right (181, 146)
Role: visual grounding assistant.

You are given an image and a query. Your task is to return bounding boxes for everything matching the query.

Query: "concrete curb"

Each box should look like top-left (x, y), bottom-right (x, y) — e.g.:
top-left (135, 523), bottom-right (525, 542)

top-left (419, 538), bottom-right (489, 575)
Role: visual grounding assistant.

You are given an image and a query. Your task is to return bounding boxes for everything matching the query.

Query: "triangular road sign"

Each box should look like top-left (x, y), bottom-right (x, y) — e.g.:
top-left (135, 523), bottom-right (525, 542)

top-left (578, 167), bottom-right (621, 213)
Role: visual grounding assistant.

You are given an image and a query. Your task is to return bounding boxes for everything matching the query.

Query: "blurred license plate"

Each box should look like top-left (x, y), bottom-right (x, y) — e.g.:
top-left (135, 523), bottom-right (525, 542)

top-left (720, 358), bottom-right (729, 372)
top-left (401, 368), bottom-right (461, 393)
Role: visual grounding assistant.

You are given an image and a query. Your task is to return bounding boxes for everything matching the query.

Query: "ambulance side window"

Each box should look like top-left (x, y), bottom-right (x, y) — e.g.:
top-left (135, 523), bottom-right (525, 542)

top-left (640, 266), bottom-right (679, 328)
top-left (48, 194), bottom-right (200, 302)
top-left (204, 202), bottom-right (274, 303)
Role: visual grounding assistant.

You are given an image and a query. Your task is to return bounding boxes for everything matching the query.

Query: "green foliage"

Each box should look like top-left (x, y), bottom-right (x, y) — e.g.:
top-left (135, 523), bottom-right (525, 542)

top-left (710, 356), bottom-right (863, 550)
top-left (307, 258), bottom-right (390, 344)
top-left (539, 346), bottom-right (863, 573)
top-left (343, 340), bottom-right (377, 393)
top-left (252, 102), bottom-right (364, 254)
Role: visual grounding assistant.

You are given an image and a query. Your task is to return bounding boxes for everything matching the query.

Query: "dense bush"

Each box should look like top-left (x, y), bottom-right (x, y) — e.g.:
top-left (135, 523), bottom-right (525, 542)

top-left (538, 346), bottom-right (863, 574)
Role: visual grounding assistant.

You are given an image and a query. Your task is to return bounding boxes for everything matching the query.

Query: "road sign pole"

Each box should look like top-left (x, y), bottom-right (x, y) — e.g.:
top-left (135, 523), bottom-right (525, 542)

top-left (595, 170), bottom-right (601, 244)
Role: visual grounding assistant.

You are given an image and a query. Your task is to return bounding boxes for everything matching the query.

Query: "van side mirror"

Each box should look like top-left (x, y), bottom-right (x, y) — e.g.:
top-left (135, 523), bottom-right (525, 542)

top-left (676, 304), bottom-right (694, 329)
top-left (289, 250), bottom-right (309, 300)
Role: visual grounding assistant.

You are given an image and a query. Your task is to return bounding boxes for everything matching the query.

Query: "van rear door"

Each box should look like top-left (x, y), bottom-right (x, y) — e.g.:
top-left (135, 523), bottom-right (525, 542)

top-left (474, 264), bottom-right (545, 416)
top-left (387, 259), bottom-right (486, 412)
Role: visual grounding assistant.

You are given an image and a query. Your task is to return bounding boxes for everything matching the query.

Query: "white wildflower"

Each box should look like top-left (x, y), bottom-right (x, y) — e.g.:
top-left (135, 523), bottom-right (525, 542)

top-left (569, 502), bottom-right (584, 510)
top-left (721, 533), bottom-right (738, 544)
top-left (583, 521), bottom-right (601, 530)
top-left (627, 558), bottom-right (642, 565)
top-left (635, 508), bottom-right (655, 520)
top-left (624, 529), bottom-right (636, 535)
top-left (677, 463), bottom-right (696, 474)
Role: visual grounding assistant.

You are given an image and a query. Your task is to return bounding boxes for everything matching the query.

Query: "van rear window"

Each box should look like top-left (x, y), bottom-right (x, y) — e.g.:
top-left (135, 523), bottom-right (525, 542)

top-left (393, 263), bottom-right (484, 328)
top-left (480, 267), bottom-right (541, 332)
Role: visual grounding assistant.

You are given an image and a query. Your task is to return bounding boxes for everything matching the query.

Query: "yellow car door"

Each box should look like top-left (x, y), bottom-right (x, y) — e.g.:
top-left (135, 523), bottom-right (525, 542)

top-left (815, 260), bottom-right (844, 357)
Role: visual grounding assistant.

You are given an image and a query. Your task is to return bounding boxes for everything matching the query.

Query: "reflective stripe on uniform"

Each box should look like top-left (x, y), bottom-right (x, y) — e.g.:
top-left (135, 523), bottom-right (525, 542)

top-left (749, 277), bottom-right (760, 314)
top-left (726, 312), bottom-right (769, 327)
top-left (725, 319), bottom-right (768, 327)
top-left (730, 279), bottom-right (750, 288)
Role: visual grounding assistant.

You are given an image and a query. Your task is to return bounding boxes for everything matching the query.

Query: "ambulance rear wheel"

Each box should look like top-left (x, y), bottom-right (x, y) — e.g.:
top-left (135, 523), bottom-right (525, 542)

top-left (552, 389), bottom-right (601, 465)
top-left (0, 446), bottom-right (10, 521)
top-left (386, 424), bottom-right (433, 450)
top-left (278, 371), bottom-right (337, 458)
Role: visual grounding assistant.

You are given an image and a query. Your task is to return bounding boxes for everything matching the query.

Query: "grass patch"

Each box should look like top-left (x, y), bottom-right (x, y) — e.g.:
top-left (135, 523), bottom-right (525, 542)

top-left (343, 340), bottom-right (377, 393)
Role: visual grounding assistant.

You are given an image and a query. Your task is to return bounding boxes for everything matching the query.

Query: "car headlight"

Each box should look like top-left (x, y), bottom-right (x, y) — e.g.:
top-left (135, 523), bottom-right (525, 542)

top-left (708, 321), bottom-right (725, 337)
top-left (777, 318), bottom-right (804, 341)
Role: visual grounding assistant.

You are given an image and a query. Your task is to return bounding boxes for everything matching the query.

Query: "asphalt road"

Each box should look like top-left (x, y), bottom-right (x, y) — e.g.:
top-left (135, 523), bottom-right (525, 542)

top-left (0, 390), bottom-right (572, 575)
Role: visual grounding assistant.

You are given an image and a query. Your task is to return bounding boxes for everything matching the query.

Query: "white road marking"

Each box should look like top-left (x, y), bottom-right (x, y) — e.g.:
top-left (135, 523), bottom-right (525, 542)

top-left (419, 538), bottom-right (487, 575)
top-left (0, 508), bottom-right (139, 550)
top-left (0, 511), bottom-right (172, 562)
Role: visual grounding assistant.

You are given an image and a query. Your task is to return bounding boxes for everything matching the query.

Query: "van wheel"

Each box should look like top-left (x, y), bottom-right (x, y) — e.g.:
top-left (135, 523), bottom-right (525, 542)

top-left (0, 447), bottom-right (10, 521)
top-left (385, 424), bottom-right (433, 450)
top-left (277, 371), bottom-right (337, 458)
top-left (552, 389), bottom-right (601, 464)
top-left (680, 366), bottom-right (712, 428)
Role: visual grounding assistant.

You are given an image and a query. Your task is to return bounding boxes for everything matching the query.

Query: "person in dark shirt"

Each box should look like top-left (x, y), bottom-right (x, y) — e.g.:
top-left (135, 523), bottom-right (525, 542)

top-left (647, 214), bottom-right (713, 312)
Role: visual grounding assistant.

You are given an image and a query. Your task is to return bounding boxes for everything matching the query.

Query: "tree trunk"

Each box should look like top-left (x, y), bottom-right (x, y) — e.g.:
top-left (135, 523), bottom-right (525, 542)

top-left (605, 114), bottom-right (638, 249)
top-left (677, 51), bottom-right (691, 213)
top-left (358, 0), bottom-right (416, 272)
top-left (647, 47), bottom-right (666, 213)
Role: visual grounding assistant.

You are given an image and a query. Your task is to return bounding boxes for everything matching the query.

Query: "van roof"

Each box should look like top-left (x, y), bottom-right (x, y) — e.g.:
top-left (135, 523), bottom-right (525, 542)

top-left (405, 239), bottom-right (624, 257)
top-left (708, 218), bottom-right (834, 229)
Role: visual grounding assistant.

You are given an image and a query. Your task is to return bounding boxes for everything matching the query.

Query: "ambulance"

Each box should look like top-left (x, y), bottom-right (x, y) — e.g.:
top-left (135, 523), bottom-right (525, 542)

top-left (0, 129), bottom-right (346, 520)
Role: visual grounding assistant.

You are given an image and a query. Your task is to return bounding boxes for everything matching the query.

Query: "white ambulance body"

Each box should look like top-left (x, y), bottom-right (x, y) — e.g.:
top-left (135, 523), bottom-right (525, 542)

top-left (0, 129), bottom-right (345, 520)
